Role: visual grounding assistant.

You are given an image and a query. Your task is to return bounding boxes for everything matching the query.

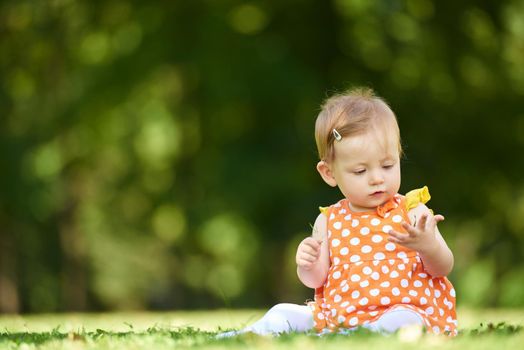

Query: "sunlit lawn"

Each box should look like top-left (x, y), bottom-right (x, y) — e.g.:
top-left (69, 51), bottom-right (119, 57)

top-left (0, 308), bottom-right (522, 349)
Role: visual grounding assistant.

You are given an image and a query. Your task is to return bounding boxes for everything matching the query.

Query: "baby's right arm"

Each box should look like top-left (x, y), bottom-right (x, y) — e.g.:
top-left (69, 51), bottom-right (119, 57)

top-left (296, 213), bottom-right (330, 289)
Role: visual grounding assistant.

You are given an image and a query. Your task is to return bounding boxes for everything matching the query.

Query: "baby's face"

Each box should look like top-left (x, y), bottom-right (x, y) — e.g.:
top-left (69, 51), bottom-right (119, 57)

top-left (330, 130), bottom-right (401, 212)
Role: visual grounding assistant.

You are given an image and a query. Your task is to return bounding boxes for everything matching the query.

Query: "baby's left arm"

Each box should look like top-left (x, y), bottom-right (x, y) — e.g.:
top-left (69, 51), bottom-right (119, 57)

top-left (387, 204), bottom-right (454, 277)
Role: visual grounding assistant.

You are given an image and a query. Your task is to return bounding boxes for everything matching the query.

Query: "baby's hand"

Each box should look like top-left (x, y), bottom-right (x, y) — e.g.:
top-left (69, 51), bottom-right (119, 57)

top-left (296, 237), bottom-right (323, 270)
top-left (387, 213), bottom-right (445, 254)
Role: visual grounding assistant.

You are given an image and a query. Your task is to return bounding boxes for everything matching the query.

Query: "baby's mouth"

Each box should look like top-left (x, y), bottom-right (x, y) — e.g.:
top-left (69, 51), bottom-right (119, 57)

top-left (370, 191), bottom-right (385, 196)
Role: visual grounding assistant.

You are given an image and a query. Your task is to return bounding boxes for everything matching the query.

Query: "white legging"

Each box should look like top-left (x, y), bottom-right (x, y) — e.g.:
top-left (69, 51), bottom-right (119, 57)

top-left (226, 303), bottom-right (424, 336)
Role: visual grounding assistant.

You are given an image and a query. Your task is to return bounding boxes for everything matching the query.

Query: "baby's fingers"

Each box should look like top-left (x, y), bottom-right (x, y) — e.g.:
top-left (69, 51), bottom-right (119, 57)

top-left (387, 229), bottom-right (410, 242)
top-left (434, 214), bottom-right (445, 224)
top-left (417, 213), bottom-right (428, 230)
top-left (401, 222), bottom-right (419, 237)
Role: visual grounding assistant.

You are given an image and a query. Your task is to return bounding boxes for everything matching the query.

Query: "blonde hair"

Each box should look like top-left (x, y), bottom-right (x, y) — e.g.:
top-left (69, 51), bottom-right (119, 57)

top-left (314, 87), bottom-right (402, 162)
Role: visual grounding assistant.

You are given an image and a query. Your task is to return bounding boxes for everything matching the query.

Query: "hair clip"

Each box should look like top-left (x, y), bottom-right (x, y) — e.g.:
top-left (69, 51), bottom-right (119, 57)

top-left (332, 128), bottom-right (342, 141)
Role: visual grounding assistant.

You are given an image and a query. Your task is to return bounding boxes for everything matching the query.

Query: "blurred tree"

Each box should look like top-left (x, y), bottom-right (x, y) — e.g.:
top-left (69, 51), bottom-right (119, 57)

top-left (1, 0), bottom-right (524, 313)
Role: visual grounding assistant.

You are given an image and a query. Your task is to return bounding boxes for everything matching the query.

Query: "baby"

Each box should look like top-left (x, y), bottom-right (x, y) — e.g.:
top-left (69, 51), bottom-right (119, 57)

top-left (220, 87), bottom-right (457, 337)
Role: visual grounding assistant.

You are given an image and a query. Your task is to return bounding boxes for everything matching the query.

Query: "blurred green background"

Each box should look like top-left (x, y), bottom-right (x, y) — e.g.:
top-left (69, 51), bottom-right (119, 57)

top-left (1, 0), bottom-right (524, 314)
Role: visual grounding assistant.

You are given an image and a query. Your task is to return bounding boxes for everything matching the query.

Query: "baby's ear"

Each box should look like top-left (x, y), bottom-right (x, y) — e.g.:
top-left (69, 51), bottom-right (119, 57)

top-left (316, 161), bottom-right (337, 187)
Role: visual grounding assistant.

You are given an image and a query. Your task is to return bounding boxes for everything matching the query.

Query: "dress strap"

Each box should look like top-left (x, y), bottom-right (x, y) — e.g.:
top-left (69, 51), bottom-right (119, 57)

top-left (405, 186), bottom-right (431, 211)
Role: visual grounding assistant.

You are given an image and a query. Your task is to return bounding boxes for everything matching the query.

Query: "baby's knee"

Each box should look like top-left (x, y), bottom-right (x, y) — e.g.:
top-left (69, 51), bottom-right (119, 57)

top-left (266, 303), bottom-right (291, 320)
top-left (268, 303), bottom-right (292, 313)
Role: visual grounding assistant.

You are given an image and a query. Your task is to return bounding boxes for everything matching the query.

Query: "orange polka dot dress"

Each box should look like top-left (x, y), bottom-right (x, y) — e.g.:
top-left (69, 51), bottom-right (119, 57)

top-left (308, 190), bottom-right (457, 336)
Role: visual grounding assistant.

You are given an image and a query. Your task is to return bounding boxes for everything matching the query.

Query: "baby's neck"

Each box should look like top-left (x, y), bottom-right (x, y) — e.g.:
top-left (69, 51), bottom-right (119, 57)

top-left (348, 202), bottom-right (378, 213)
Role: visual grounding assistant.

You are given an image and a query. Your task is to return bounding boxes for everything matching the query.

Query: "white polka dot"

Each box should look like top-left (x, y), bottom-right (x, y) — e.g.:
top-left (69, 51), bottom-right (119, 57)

top-left (425, 288), bottom-right (431, 296)
top-left (332, 239), bottom-right (341, 247)
top-left (372, 235), bottom-right (383, 243)
top-left (333, 222), bottom-right (342, 230)
top-left (425, 306), bottom-right (434, 315)
top-left (341, 284), bottom-right (349, 292)
top-left (331, 309), bottom-right (337, 316)
top-left (392, 287), bottom-right (400, 296)
top-left (432, 326), bottom-right (440, 334)
top-left (359, 280), bottom-right (370, 288)
top-left (351, 274), bottom-right (361, 282)
top-left (340, 247), bottom-right (349, 255)
top-left (349, 317), bottom-right (358, 326)
top-left (450, 288), bottom-right (456, 298)
top-left (374, 252), bottom-right (385, 260)
top-left (392, 215), bottom-right (402, 223)
top-left (380, 297), bottom-right (391, 305)
top-left (344, 215), bottom-right (351, 221)
top-left (334, 294), bottom-right (342, 303)
top-left (420, 297), bottom-right (428, 305)
top-left (337, 315), bottom-right (346, 324)
top-left (352, 219), bottom-right (360, 227)
top-left (397, 263), bottom-right (406, 270)
top-left (382, 225), bottom-right (393, 233)
top-left (350, 237), bottom-right (360, 245)
top-left (371, 272), bottom-right (380, 280)
top-left (370, 289), bottom-right (380, 297)
top-left (380, 281), bottom-right (390, 288)
top-left (351, 290), bottom-right (360, 299)
top-left (363, 266), bottom-right (373, 275)
top-left (409, 290), bottom-right (418, 297)
top-left (397, 252), bottom-right (407, 259)
top-left (390, 270), bottom-right (399, 278)
top-left (381, 265), bottom-right (390, 274)
top-left (359, 297), bottom-right (369, 306)
top-left (361, 245), bottom-right (372, 253)
top-left (370, 218), bottom-right (381, 226)
top-left (418, 273), bottom-right (428, 278)
top-left (385, 242), bottom-right (396, 251)
top-left (435, 290), bottom-right (441, 298)
top-left (401, 279), bottom-right (409, 288)
top-left (346, 305), bottom-right (356, 313)
top-left (360, 227), bottom-right (370, 235)
top-left (414, 280), bottom-right (423, 288)
top-left (350, 255), bottom-right (361, 263)
top-left (332, 271), bottom-right (341, 279)
top-left (333, 257), bottom-right (340, 265)
top-left (439, 308), bottom-right (444, 316)
top-left (342, 229), bottom-right (350, 237)
top-left (330, 213), bottom-right (335, 220)
top-left (369, 311), bottom-right (379, 317)
top-left (402, 297), bottom-right (411, 303)
top-left (340, 301), bottom-right (349, 308)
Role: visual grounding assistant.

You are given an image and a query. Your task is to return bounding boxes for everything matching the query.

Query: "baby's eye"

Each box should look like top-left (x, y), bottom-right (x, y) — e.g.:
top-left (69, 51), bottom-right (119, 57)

top-left (353, 169), bottom-right (366, 175)
top-left (383, 164), bottom-right (394, 169)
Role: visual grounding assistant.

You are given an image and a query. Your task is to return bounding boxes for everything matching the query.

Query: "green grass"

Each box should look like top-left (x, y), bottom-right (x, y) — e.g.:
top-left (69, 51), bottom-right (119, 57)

top-left (0, 308), bottom-right (522, 349)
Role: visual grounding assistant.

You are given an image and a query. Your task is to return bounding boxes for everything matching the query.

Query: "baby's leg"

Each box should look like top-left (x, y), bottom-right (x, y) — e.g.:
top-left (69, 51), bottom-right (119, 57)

top-left (219, 303), bottom-right (314, 337)
top-left (243, 303), bottom-right (314, 335)
top-left (364, 307), bottom-right (424, 333)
